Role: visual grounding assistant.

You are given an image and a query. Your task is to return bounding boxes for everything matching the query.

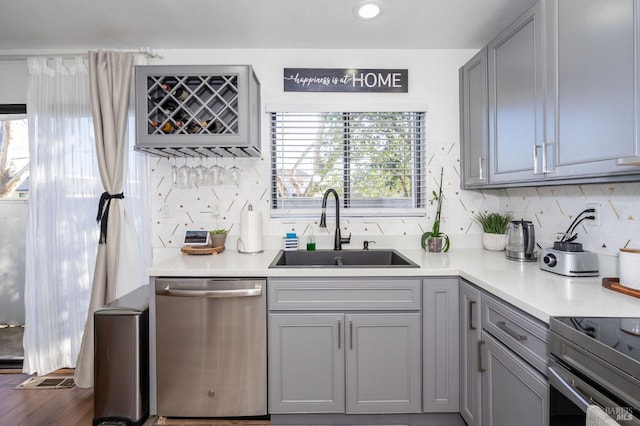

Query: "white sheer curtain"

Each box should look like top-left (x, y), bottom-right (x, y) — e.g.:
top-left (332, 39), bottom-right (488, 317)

top-left (23, 56), bottom-right (148, 376)
top-left (23, 57), bottom-right (99, 375)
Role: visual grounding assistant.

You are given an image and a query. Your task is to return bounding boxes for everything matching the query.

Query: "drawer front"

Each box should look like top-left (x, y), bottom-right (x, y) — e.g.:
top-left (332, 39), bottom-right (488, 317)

top-left (481, 293), bottom-right (548, 373)
top-left (268, 278), bottom-right (421, 311)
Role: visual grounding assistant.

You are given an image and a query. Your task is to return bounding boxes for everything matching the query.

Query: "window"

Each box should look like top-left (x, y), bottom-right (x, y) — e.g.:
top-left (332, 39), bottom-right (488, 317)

top-left (270, 111), bottom-right (425, 217)
top-left (0, 104), bottom-right (28, 199)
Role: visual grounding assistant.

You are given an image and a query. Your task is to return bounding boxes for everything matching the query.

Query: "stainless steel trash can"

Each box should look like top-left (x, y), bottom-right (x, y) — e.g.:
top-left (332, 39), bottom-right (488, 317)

top-left (93, 286), bottom-right (149, 426)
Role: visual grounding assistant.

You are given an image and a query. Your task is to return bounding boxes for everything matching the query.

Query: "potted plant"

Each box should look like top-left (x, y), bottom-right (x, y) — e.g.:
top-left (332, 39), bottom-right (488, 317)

top-left (421, 168), bottom-right (450, 253)
top-left (474, 212), bottom-right (513, 251)
top-left (209, 229), bottom-right (228, 247)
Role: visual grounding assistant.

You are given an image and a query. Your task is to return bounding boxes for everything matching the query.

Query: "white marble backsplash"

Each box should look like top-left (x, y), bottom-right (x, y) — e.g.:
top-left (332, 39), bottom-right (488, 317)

top-left (149, 150), bottom-right (640, 264)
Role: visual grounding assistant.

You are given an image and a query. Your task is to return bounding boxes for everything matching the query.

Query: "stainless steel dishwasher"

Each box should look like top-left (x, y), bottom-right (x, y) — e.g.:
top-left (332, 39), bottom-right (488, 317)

top-left (155, 278), bottom-right (266, 418)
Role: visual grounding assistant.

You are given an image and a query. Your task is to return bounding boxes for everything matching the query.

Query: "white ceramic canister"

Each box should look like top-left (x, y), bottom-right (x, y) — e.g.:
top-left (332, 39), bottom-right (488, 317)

top-left (619, 248), bottom-right (640, 290)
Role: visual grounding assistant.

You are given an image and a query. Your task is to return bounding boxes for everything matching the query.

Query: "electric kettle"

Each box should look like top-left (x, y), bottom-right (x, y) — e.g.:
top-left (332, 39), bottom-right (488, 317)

top-left (505, 220), bottom-right (537, 262)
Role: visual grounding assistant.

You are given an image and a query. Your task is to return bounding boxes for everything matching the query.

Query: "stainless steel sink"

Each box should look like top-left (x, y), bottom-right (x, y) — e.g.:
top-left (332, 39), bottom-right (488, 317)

top-left (268, 249), bottom-right (419, 268)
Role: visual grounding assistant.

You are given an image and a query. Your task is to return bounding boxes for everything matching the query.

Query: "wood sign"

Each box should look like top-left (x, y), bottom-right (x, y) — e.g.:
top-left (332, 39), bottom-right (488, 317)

top-left (284, 68), bottom-right (408, 93)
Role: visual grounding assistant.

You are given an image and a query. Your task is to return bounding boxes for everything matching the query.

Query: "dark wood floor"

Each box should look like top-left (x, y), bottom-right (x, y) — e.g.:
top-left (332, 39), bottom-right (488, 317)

top-left (0, 370), bottom-right (271, 426)
top-left (0, 370), bottom-right (94, 425)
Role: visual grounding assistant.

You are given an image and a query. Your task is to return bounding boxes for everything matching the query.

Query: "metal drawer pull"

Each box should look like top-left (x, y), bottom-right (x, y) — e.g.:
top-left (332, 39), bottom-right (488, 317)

top-left (338, 320), bottom-right (341, 349)
top-left (349, 320), bottom-right (353, 350)
top-left (497, 321), bottom-right (528, 341)
top-left (469, 300), bottom-right (477, 330)
top-left (478, 340), bottom-right (486, 373)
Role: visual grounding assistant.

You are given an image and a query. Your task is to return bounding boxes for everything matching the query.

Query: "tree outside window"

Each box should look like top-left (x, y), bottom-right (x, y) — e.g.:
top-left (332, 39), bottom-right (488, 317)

top-left (271, 111), bottom-right (424, 213)
top-left (0, 105), bottom-right (29, 199)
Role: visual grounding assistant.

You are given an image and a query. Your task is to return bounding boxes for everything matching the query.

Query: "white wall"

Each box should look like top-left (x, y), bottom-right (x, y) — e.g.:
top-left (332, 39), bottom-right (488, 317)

top-left (1, 49), bottom-right (638, 264)
top-left (0, 61), bottom-right (28, 104)
top-left (148, 48), bottom-right (505, 262)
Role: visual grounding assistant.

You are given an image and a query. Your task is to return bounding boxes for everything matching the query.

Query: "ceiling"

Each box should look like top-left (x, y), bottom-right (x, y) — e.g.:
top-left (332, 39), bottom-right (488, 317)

top-left (0, 0), bottom-right (537, 51)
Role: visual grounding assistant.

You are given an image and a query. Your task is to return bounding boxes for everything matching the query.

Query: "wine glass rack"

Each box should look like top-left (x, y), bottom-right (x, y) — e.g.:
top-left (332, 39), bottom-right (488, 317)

top-left (134, 65), bottom-right (261, 157)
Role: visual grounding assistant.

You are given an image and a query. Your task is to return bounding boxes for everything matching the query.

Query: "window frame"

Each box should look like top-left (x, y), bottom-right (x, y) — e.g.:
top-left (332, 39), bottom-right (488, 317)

top-left (269, 107), bottom-right (427, 219)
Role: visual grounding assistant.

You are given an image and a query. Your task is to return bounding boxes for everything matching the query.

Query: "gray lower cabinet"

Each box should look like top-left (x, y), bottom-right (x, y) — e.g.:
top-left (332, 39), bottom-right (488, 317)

top-left (459, 280), bottom-right (482, 426)
top-left (267, 278), bottom-right (422, 415)
top-left (423, 278), bottom-right (459, 412)
top-left (460, 281), bottom-right (549, 426)
top-left (346, 313), bottom-right (422, 413)
top-left (268, 313), bottom-right (344, 413)
top-left (481, 331), bottom-right (549, 426)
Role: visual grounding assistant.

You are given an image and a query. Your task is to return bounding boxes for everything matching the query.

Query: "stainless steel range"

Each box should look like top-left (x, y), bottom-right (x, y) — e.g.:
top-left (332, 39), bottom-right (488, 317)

top-left (548, 317), bottom-right (640, 425)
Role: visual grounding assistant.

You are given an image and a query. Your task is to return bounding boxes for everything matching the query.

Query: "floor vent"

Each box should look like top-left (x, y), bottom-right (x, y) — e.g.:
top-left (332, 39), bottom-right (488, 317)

top-left (15, 375), bottom-right (75, 390)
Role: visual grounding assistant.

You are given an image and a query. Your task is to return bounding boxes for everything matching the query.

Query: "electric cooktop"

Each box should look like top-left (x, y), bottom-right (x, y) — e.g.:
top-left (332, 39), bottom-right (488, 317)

top-left (551, 317), bottom-right (640, 366)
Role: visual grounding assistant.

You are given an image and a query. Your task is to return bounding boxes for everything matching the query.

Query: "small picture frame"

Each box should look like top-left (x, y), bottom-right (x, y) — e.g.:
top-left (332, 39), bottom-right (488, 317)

top-left (183, 230), bottom-right (210, 247)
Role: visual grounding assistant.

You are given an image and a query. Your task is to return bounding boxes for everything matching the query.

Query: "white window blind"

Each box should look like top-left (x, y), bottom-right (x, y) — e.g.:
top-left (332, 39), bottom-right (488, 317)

top-left (270, 111), bottom-right (425, 216)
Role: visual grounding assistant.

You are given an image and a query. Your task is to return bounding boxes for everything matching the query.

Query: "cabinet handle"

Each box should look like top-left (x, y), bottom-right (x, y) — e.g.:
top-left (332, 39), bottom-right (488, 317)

top-left (468, 300), bottom-right (477, 330)
top-left (349, 320), bottom-right (353, 350)
top-left (533, 144), bottom-right (542, 175)
top-left (478, 340), bottom-right (486, 373)
top-left (534, 143), bottom-right (555, 174)
top-left (478, 158), bottom-right (484, 180)
top-left (496, 321), bottom-right (528, 341)
top-left (338, 320), bottom-right (341, 349)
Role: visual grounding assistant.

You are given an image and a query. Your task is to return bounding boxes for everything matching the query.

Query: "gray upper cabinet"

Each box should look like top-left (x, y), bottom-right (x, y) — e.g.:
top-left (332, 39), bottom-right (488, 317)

top-left (487, 1), bottom-right (544, 185)
top-left (460, 48), bottom-right (489, 188)
top-left (544, 0), bottom-right (640, 179)
top-left (135, 65), bottom-right (261, 157)
top-left (463, 0), bottom-right (640, 188)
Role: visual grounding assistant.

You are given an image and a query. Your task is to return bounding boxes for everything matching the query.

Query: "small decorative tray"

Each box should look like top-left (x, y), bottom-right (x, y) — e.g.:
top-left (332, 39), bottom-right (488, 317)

top-left (181, 245), bottom-right (225, 255)
top-left (602, 277), bottom-right (640, 299)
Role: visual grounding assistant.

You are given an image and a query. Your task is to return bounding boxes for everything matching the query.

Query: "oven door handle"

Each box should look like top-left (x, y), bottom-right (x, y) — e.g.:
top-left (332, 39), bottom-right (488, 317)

top-left (548, 365), bottom-right (591, 412)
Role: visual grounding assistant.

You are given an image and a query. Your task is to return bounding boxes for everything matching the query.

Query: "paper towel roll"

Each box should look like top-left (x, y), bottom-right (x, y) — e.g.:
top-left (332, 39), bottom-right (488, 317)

top-left (238, 209), bottom-right (263, 253)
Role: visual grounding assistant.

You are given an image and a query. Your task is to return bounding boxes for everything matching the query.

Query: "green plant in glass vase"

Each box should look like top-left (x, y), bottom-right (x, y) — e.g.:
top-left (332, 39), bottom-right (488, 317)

top-left (421, 167), bottom-right (450, 252)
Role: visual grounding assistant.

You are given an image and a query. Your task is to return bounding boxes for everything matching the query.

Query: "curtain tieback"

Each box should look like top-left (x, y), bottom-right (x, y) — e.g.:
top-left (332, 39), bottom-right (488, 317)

top-left (96, 191), bottom-right (124, 244)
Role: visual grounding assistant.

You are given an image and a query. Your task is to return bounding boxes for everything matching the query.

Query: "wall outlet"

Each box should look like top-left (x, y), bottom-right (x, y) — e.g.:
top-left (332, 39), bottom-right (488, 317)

top-left (161, 203), bottom-right (172, 218)
top-left (586, 203), bottom-right (600, 226)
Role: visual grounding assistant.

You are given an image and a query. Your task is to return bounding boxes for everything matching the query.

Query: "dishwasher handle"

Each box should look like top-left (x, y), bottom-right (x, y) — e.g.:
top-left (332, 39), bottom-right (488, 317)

top-left (157, 284), bottom-right (263, 298)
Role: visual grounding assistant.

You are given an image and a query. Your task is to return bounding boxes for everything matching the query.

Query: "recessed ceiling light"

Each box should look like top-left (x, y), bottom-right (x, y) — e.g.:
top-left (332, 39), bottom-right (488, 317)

top-left (354, 0), bottom-right (384, 20)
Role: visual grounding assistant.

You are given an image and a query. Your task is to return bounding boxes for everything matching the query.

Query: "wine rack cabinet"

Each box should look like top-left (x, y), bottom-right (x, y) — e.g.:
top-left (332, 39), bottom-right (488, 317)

top-left (134, 65), bottom-right (261, 157)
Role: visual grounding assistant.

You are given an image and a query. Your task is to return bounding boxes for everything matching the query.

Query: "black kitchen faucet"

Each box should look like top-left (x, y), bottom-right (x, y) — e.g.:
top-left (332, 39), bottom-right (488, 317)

top-left (319, 188), bottom-right (351, 250)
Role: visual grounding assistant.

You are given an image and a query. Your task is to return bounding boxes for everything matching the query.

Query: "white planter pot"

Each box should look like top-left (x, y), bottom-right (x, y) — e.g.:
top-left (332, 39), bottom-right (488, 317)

top-left (482, 232), bottom-right (506, 251)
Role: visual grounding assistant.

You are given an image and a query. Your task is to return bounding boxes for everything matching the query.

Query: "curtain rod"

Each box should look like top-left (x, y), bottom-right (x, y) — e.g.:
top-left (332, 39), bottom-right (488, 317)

top-left (0, 47), bottom-right (162, 61)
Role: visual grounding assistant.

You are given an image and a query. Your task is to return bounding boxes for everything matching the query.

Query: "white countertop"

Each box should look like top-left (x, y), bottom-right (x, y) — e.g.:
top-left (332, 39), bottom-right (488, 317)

top-left (147, 248), bottom-right (640, 323)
